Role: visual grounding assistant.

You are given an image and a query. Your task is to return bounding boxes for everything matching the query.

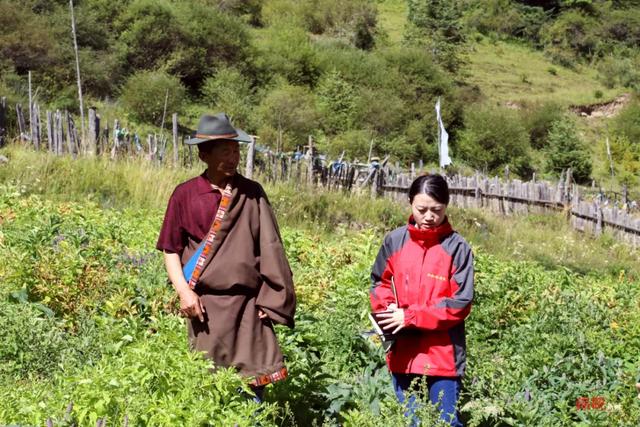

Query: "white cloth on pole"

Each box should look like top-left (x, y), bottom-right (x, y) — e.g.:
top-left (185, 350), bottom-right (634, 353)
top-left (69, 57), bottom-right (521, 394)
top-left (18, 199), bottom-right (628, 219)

top-left (435, 97), bottom-right (452, 168)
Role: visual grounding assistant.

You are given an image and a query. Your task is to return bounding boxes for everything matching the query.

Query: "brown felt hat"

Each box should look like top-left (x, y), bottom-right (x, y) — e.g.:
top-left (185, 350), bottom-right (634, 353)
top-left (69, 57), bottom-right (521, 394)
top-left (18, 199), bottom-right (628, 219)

top-left (185, 113), bottom-right (252, 145)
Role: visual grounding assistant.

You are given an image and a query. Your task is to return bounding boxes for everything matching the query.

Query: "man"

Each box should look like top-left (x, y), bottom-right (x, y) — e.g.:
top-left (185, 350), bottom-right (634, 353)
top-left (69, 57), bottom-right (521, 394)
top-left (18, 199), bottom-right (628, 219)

top-left (156, 113), bottom-right (296, 401)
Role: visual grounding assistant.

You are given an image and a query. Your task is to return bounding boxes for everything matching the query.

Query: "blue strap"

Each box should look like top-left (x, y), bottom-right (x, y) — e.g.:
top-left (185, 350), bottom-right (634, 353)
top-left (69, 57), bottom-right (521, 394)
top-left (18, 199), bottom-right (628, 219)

top-left (182, 241), bottom-right (205, 283)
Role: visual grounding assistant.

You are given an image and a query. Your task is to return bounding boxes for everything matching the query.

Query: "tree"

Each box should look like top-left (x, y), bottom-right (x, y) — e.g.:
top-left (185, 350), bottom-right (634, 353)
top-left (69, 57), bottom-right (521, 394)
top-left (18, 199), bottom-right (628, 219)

top-left (458, 106), bottom-right (532, 176)
top-left (200, 67), bottom-right (254, 129)
top-left (256, 83), bottom-right (319, 152)
top-left (119, 70), bottom-right (186, 125)
top-left (315, 70), bottom-right (358, 135)
top-left (404, 0), bottom-right (467, 72)
top-left (545, 117), bottom-right (592, 183)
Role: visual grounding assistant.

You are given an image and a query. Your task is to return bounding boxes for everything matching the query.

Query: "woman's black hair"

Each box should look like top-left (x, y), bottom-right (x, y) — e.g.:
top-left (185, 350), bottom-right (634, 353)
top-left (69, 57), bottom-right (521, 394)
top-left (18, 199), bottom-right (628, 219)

top-left (408, 174), bottom-right (449, 204)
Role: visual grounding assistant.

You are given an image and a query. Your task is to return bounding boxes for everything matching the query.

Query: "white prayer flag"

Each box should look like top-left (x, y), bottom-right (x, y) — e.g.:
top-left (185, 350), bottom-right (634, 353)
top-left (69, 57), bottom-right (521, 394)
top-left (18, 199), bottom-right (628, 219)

top-left (435, 97), bottom-right (452, 168)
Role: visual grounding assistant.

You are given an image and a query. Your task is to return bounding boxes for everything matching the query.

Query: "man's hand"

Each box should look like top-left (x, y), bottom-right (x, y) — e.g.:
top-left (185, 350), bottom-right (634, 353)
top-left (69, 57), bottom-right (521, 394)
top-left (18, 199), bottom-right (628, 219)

top-left (179, 289), bottom-right (206, 322)
top-left (377, 308), bottom-right (405, 334)
top-left (163, 251), bottom-right (206, 323)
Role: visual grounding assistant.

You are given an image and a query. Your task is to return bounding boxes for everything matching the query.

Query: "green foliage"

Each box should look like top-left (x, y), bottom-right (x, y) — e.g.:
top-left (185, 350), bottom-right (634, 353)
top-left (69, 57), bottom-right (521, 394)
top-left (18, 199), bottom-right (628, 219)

top-left (458, 105), bottom-right (532, 176)
top-left (541, 10), bottom-right (598, 67)
top-left (1, 151), bottom-right (640, 425)
top-left (612, 96), bottom-right (640, 144)
top-left (255, 25), bottom-right (322, 86)
top-left (465, 0), bottom-right (548, 42)
top-left (522, 101), bottom-right (565, 149)
top-left (597, 51), bottom-right (640, 90)
top-left (316, 70), bottom-right (359, 135)
top-left (256, 82), bottom-right (319, 151)
top-left (545, 117), bottom-right (592, 183)
top-left (115, 0), bottom-right (252, 91)
top-left (405, 0), bottom-right (467, 72)
top-left (200, 67), bottom-right (255, 129)
top-left (607, 135), bottom-right (640, 187)
top-left (119, 70), bottom-right (186, 125)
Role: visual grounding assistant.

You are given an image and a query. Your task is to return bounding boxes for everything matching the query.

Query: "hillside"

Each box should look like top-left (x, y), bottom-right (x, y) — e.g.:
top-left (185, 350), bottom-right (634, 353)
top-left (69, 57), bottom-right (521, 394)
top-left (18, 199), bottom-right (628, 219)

top-left (0, 0), bottom-right (639, 191)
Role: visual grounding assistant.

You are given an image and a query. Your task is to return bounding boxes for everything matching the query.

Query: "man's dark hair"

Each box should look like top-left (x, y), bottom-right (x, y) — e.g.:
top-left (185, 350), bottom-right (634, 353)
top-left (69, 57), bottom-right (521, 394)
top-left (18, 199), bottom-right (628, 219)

top-left (197, 140), bottom-right (217, 153)
top-left (408, 174), bottom-right (449, 204)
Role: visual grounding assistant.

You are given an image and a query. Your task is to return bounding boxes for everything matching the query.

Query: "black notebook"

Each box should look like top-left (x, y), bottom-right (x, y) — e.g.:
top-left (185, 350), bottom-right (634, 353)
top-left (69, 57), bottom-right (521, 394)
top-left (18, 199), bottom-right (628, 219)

top-left (369, 276), bottom-right (399, 353)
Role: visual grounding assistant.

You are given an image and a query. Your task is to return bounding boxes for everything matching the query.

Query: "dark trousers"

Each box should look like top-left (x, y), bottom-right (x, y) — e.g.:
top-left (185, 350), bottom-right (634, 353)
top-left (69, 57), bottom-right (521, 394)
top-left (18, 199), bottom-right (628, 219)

top-left (391, 373), bottom-right (463, 426)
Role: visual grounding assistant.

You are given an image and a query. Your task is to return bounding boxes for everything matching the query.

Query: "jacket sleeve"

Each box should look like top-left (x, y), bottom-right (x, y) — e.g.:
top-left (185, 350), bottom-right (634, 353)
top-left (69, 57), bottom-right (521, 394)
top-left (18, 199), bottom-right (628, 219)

top-left (255, 188), bottom-right (296, 328)
top-left (404, 242), bottom-right (474, 331)
top-left (370, 234), bottom-right (397, 312)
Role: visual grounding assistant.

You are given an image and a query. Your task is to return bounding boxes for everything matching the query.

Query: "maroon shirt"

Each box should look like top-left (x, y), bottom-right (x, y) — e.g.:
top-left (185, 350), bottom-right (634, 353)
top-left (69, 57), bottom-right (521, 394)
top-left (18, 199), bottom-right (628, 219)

top-left (156, 171), bottom-right (222, 255)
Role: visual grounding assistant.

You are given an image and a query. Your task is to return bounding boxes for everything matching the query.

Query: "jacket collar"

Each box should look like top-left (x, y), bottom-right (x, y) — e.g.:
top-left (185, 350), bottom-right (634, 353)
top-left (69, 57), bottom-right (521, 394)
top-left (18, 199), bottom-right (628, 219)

top-left (407, 215), bottom-right (453, 243)
top-left (197, 170), bottom-right (237, 194)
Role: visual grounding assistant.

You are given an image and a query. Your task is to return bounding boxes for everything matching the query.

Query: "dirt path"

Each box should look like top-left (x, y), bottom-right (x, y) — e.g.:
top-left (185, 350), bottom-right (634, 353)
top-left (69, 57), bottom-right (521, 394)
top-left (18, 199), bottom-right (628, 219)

top-left (570, 93), bottom-right (631, 119)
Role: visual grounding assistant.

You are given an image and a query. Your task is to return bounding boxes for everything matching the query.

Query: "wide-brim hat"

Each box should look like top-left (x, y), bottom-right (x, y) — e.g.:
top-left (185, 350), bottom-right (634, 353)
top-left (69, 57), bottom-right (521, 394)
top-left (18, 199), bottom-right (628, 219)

top-left (185, 113), bottom-right (252, 145)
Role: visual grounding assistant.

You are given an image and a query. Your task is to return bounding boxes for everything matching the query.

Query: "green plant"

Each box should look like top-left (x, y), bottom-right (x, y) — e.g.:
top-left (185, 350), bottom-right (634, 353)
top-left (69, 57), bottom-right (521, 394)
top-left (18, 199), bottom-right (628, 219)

top-left (119, 70), bottom-right (186, 125)
top-left (544, 116), bottom-right (592, 183)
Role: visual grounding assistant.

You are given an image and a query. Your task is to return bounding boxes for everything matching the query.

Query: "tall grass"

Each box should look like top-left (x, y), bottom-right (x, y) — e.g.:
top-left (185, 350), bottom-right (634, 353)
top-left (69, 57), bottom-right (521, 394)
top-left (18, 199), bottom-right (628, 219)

top-left (1, 145), bottom-right (637, 275)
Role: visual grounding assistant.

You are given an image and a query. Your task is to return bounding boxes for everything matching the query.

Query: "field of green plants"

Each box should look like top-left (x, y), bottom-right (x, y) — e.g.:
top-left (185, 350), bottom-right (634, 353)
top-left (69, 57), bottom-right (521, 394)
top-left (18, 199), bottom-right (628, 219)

top-left (1, 150), bottom-right (639, 426)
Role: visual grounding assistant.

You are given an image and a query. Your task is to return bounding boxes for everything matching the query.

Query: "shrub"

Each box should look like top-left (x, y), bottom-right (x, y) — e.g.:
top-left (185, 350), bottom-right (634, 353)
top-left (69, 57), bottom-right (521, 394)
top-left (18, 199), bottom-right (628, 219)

top-left (612, 96), bottom-right (640, 143)
top-left (544, 116), bottom-right (592, 183)
top-left (200, 67), bottom-right (255, 129)
top-left (119, 70), bottom-right (186, 125)
top-left (0, 299), bottom-right (70, 380)
top-left (522, 101), bottom-right (565, 149)
top-left (458, 105), bottom-right (532, 176)
top-left (597, 53), bottom-right (640, 90)
top-left (541, 10), bottom-right (599, 64)
top-left (316, 70), bottom-right (359, 135)
top-left (256, 82), bottom-right (319, 151)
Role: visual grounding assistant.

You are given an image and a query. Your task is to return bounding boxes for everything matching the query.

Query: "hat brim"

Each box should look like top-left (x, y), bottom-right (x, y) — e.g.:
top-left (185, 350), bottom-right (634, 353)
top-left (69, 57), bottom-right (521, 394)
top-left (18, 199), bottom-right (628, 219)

top-left (185, 128), bottom-right (252, 145)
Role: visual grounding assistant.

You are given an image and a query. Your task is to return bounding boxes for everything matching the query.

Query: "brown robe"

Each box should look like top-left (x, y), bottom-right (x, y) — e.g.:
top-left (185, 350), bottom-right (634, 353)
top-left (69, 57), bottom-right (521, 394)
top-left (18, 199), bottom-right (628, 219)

top-left (180, 174), bottom-right (296, 378)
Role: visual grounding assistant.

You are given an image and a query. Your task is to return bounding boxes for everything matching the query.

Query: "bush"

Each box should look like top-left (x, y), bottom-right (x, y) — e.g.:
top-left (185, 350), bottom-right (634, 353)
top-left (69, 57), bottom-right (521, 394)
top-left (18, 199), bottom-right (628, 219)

top-left (612, 96), bottom-right (640, 143)
top-left (458, 105), bottom-right (532, 176)
top-left (256, 82), bottom-right (319, 151)
top-left (544, 116), bottom-right (592, 183)
top-left (316, 70), bottom-right (359, 135)
top-left (119, 70), bottom-right (186, 125)
top-left (597, 53), bottom-right (640, 90)
top-left (0, 299), bottom-right (71, 380)
top-left (200, 67), bottom-right (255, 129)
top-left (522, 101), bottom-right (565, 149)
top-left (254, 25), bottom-right (321, 86)
top-left (541, 10), bottom-right (599, 64)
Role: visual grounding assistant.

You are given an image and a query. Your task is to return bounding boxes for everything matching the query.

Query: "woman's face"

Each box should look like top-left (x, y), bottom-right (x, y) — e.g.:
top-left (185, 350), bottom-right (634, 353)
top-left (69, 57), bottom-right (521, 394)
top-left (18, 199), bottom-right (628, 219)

top-left (411, 193), bottom-right (447, 229)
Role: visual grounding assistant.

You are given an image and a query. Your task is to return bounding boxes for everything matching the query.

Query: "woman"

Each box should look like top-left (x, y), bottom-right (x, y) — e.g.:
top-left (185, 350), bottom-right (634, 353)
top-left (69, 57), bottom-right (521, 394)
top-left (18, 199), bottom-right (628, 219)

top-left (370, 174), bottom-right (473, 426)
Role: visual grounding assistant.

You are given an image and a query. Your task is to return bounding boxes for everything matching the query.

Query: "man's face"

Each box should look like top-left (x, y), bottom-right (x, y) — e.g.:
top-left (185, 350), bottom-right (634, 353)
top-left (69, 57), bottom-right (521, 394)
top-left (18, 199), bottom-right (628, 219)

top-left (199, 140), bottom-right (240, 177)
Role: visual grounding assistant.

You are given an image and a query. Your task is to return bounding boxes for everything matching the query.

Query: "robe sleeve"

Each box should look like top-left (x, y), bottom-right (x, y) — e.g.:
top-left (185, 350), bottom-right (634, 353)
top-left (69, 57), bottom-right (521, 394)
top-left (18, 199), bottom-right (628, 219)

top-left (255, 187), bottom-right (296, 328)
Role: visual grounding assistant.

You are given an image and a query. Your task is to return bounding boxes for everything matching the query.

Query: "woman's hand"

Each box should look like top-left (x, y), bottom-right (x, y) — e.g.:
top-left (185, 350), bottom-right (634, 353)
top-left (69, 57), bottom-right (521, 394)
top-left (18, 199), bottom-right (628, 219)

top-left (178, 289), bottom-right (206, 322)
top-left (377, 308), bottom-right (405, 334)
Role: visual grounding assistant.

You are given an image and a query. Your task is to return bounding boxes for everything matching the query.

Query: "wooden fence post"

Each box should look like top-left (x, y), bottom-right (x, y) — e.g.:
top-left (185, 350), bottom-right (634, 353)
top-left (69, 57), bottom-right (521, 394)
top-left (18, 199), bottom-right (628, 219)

top-left (88, 107), bottom-right (98, 156)
top-left (34, 103), bottom-right (42, 149)
top-left (0, 97), bottom-right (6, 147)
top-left (172, 113), bottom-right (179, 167)
top-left (16, 104), bottom-right (27, 142)
top-left (307, 135), bottom-right (314, 185)
top-left (55, 110), bottom-right (64, 155)
top-left (46, 110), bottom-right (53, 152)
top-left (595, 201), bottom-right (603, 237)
top-left (245, 135), bottom-right (255, 179)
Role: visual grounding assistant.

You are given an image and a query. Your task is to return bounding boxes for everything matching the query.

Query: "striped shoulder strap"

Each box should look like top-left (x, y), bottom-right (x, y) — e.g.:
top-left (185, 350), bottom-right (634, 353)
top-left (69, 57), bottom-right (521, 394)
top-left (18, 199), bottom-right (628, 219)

top-left (187, 182), bottom-right (233, 290)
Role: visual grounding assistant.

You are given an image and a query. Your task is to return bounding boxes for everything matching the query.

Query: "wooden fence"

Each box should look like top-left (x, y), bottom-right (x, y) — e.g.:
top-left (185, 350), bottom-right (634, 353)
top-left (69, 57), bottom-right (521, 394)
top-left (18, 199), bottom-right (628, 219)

top-left (1, 95), bottom-right (639, 247)
top-left (382, 170), bottom-right (640, 247)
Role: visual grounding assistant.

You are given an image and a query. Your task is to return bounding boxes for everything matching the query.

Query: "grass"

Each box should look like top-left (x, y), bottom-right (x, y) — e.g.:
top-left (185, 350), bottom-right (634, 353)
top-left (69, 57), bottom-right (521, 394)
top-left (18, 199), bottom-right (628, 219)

top-left (1, 145), bottom-right (638, 277)
top-left (376, 0), bottom-right (407, 46)
top-left (465, 37), bottom-right (625, 106)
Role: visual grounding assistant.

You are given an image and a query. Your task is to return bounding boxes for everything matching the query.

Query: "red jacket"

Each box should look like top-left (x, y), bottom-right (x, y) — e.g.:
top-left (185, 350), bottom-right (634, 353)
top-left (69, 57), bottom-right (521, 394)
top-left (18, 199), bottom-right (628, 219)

top-left (370, 217), bottom-right (474, 377)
